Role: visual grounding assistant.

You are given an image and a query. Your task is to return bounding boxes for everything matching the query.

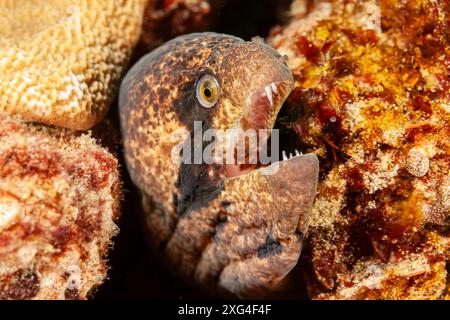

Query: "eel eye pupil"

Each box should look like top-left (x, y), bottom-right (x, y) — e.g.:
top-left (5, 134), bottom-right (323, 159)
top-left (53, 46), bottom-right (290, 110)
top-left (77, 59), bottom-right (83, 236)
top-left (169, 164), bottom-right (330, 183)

top-left (196, 74), bottom-right (220, 108)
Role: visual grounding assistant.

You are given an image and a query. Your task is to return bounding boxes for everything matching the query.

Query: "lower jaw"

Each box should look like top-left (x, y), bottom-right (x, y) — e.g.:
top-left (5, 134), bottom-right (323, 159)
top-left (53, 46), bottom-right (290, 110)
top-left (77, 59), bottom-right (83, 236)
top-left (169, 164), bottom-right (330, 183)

top-left (222, 124), bottom-right (304, 178)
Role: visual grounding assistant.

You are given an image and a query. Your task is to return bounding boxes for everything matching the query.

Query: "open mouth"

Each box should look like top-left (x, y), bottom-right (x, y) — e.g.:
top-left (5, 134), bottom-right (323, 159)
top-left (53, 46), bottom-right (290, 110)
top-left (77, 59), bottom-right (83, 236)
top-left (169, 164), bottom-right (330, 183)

top-left (224, 79), bottom-right (295, 178)
top-left (240, 80), bottom-right (293, 131)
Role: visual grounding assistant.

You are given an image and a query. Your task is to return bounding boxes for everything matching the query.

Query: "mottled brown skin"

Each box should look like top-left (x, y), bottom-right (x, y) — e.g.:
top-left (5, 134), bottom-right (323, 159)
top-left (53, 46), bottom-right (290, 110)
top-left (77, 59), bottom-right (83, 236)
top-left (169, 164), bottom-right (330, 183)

top-left (119, 33), bottom-right (319, 298)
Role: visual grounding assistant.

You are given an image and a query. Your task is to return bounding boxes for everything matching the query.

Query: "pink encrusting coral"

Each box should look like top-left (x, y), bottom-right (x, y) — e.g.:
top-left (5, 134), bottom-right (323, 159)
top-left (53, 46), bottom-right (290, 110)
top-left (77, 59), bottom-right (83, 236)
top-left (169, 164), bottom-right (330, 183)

top-left (0, 0), bottom-right (146, 300)
top-left (0, 115), bottom-right (121, 299)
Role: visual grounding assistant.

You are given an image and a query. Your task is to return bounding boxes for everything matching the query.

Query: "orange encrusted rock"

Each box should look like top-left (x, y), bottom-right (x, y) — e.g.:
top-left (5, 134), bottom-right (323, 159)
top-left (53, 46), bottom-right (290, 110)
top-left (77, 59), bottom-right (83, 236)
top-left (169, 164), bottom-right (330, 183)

top-left (268, 0), bottom-right (449, 299)
top-left (0, 114), bottom-right (120, 299)
top-left (0, 0), bottom-right (146, 130)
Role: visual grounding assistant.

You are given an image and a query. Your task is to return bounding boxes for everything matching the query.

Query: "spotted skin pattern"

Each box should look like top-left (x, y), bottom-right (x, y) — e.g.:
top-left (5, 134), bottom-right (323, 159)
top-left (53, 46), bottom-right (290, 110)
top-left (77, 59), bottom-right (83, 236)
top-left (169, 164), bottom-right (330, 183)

top-left (119, 33), bottom-right (319, 298)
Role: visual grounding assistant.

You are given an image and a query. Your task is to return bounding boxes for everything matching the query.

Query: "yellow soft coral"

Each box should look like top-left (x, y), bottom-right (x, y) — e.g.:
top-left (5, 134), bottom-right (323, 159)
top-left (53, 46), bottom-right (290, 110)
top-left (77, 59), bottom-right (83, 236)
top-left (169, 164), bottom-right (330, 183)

top-left (0, 0), bottom-right (145, 130)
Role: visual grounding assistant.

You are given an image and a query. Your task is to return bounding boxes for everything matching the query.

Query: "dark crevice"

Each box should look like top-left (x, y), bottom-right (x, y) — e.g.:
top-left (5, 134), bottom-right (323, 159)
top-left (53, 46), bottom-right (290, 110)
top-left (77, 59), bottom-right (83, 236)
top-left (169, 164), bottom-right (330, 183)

top-left (213, 0), bottom-right (293, 41)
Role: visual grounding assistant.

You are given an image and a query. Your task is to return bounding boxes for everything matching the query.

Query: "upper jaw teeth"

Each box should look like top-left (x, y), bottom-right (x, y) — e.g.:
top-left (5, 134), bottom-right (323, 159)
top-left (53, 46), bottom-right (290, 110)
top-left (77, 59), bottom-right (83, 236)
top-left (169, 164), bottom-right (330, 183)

top-left (264, 85), bottom-right (274, 107)
top-left (282, 149), bottom-right (302, 161)
top-left (263, 82), bottom-right (280, 107)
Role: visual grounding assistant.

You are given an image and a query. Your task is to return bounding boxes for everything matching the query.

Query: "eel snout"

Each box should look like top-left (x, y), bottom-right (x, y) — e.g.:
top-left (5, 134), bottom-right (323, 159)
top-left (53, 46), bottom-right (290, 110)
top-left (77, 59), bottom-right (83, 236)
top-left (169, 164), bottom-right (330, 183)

top-left (224, 68), bottom-right (294, 178)
top-left (240, 51), bottom-right (294, 132)
top-left (242, 79), bottom-right (293, 131)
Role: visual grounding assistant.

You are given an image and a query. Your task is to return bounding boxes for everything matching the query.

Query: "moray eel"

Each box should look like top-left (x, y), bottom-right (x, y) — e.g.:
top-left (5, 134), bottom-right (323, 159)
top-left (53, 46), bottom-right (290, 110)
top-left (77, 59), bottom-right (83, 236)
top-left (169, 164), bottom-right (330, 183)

top-left (119, 33), bottom-right (319, 298)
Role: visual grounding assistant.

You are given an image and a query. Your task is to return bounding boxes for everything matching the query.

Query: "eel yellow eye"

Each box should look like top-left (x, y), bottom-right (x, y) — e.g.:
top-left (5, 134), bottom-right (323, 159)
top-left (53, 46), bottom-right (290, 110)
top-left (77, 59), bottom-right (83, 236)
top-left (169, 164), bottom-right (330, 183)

top-left (196, 74), bottom-right (220, 108)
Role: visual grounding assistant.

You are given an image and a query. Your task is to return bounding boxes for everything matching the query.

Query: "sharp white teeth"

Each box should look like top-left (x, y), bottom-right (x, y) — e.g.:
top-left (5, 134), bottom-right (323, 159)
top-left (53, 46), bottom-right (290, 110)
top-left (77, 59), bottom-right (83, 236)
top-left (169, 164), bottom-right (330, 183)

top-left (270, 82), bottom-right (279, 95)
top-left (281, 150), bottom-right (304, 161)
top-left (264, 85), bottom-right (274, 107)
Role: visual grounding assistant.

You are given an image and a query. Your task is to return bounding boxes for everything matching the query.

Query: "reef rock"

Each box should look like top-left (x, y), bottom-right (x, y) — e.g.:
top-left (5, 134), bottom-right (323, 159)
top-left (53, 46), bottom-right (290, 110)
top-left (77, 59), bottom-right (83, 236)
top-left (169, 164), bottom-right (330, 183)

top-left (268, 0), bottom-right (449, 299)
